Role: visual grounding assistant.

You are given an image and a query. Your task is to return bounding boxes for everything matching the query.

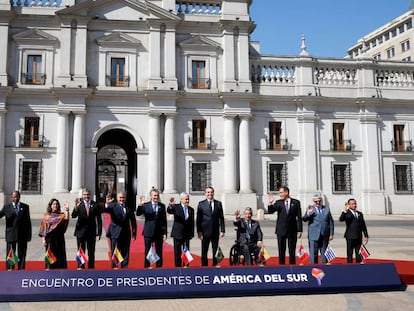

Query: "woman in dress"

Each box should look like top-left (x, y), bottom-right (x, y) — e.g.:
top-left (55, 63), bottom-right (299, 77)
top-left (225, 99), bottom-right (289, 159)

top-left (39, 198), bottom-right (70, 269)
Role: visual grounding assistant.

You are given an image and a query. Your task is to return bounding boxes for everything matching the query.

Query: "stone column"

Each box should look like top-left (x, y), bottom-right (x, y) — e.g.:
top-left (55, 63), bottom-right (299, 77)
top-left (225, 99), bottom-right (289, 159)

top-left (148, 113), bottom-right (161, 189)
top-left (239, 115), bottom-right (252, 193)
top-left (224, 115), bottom-right (237, 193)
top-left (0, 108), bottom-right (5, 193)
top-left (164, 114), bottom-right (176, 194)
top-left (71, 113), bottom-right (85, 193)
top-left (222, 28), bottom-right (235, 83)
top-left (0, 17), bottom-right (9, 86)
top-left (55, 112), bottom-right (69, 193)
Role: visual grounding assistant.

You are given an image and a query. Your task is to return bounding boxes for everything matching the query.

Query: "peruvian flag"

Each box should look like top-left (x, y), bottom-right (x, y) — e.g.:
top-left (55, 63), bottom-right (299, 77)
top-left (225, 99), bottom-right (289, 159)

top-left (296, 244), bottom-right (309, 262)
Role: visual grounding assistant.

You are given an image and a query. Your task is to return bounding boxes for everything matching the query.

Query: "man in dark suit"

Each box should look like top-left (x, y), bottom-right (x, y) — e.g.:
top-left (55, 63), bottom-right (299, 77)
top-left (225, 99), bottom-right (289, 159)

top-left (196, 186), bottom-right (225, 266)
top-left (71, 188), bottom-right (102, 269)
top-left (268, 186), bottom-right (303, 265)
top-left (233, 207), bottom-right (263, 265)
top-left (167, 192), bottom-right (195, 267)
top-left (136, 188), bottom-right (167, 268)
top-left (104, 191), bottom-right (136, 269)
top-left (339, 198), bottom-right (369, 263)
top-left (0, 190), bottom-right (32, 270)
top-left (302, 193), bottom-right (334, 264)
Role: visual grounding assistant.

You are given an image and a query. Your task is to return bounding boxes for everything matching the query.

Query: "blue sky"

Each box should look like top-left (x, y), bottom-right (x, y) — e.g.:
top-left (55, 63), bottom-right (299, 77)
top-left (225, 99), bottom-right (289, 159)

top-left (250, 0), bottom-right (411, 58)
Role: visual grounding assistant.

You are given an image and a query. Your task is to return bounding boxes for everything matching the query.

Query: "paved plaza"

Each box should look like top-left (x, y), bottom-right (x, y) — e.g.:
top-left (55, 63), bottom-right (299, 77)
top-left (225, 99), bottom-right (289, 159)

top-left (0, 213), bottom-right (413, 310)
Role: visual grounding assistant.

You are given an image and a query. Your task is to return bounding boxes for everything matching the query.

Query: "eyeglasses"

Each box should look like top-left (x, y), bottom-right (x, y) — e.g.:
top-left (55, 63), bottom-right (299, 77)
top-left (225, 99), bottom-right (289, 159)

top-left (313, 200), bottom-right (321, 203)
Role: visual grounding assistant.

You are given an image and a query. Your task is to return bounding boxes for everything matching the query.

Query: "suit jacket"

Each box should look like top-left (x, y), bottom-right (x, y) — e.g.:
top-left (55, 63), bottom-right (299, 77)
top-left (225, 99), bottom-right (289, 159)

top-left (0, 202), bottom-right (32, 243)
top-left (104, 202), bottom-right (137, 240)
top-left (268, 198), bottom-right (303, 236)
top-left (196, 199), bottom-right (225, 239)
top-left (136, 201), bottom-right (167, 239)
top-left (71, 200), bottom-right (102, 239)
top-left (302, 205), bottom-right (334, 241)
top-left (167, 203), bottom-right (194, 240)
top-left (339, 210), bottom-right (369, 240)
top-left (233, 218), bottom-right (263, 246)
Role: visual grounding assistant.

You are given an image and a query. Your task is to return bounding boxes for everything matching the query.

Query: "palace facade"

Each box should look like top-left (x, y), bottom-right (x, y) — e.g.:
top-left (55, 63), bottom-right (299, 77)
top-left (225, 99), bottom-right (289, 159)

top-left (0, 0), bottom-right (413, 215)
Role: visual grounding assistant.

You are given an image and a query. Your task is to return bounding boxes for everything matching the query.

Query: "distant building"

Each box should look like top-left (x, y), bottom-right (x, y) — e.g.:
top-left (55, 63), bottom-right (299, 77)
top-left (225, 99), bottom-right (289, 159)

top-left (347, 10), bottom-right (414, 61)
top-left (0, 0), bottom-right (414, 216)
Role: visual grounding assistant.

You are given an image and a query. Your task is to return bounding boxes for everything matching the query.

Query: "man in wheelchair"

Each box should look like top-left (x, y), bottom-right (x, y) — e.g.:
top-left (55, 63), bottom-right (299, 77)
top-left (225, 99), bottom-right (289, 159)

top-left (231, 207), bottom-right (263, 265)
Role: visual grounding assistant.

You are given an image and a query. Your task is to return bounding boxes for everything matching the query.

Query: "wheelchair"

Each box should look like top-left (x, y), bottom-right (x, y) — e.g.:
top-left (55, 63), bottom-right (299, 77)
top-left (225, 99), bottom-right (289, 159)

top-left (229, 227), bottom-right (260, 266)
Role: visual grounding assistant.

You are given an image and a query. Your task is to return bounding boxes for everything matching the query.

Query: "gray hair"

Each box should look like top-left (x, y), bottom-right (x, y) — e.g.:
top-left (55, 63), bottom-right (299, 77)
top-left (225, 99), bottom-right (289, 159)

top-left (180, 192), bottom-right (189, 199)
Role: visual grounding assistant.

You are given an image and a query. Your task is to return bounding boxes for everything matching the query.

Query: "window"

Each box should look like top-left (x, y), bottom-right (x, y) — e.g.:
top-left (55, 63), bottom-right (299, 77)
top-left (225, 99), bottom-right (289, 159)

top-left (192, 120), bottom-right (207, 149)
top-left (373, 53), bottom-right (381, 61)
top-left (393, 124), bottom-right (405, 152)
top-left (332, 123), bottom-right (345, 151)
top-left (386, 47), bottom-right (395, 59)
top-left (401, 40), bottom-right (410, 52)
top-left (378, 36), bottom-right (383, 45)
top-left (407, 20), bottom-right (412, 30)
top-left (23, 117), bottom-right (40, 147)
top-left (385, 32), bottom-right (390, 41)
top-left (332, 163), bottom-right (352, 194)
top-left (191, 60), bottom-right (208, 89)
top-left (110, 58), bottom-right (127, 87)
top-left (391, 28), bottom-right (397, 37)
top-left (268, 162), bottom-right (288, 193)
top-left (402, 56), bottom-right (412, 62)
top-left (19, 159), bottom-right (42, 194)
top-left (393, 163), bottom-right (413, 193)
top-left (269, 121), bottom-right (282, 150)
top-left (399, 24), bottom-right (405, 34)
top-left (190, 161), bottom-right (211, 193)
top-left (24, 55), bottom-right (44, 85)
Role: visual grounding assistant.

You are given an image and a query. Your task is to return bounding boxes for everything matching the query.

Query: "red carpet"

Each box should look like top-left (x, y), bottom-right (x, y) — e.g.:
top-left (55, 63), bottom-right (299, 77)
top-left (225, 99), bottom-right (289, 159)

top-left (2, 216), bottom-right (413, 286)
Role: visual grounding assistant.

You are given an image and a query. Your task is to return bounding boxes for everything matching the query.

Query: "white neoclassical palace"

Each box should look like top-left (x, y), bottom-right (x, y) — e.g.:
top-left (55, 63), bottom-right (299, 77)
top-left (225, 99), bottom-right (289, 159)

top-left (0, 0), bottom-right (413, 215)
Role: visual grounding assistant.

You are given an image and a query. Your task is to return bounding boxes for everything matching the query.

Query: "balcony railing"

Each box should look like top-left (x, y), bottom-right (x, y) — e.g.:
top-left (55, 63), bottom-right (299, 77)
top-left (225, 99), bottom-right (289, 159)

top-left (176, 1), bottom-right (221, 16)
top-left (19, 134), bottom-right (45, 148)
top-left (330, 139), bottom-right (353, 152)
top-left (391, 139), bottom-right (413, 152)
top-left (189, 77), bottom-right (211, 89)
top-left (106, 75), bottom-right (130, 87)
top-left (21, 72), bottom-right (46, 85)
top-left (188, 137), bottom-right (215, 150)
top-left (250, 58), bottom-right (296, 85)
top-left (266, 138), bottom-right (291, 151)
top-left (12, 0), bottom-right (61, 7)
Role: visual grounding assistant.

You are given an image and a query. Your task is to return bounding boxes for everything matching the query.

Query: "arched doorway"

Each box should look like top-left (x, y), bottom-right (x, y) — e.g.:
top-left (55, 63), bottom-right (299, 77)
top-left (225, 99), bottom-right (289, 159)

top-left (96, 129), bottom-right (137, 209)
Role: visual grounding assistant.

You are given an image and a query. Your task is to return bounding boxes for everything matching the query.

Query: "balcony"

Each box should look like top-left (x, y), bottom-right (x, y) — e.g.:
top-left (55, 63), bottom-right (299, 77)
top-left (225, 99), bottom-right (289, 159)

top-left (266, 138), bottom-right (291, 151)
top-left (187, 137), bottom-right (215, 150)
top-left (391, 139), bottom-right (413, 152)
top-left (330, 139), bottom-right (353, 152)
top-left (21, 72), bottom-right (46, 85)
top-left (189, 77), bottom-right (210, 89)
top-left (19, 135), bottom-right (45, 148)
top-left (106, 75), bottom-right (130, 87)
top-left (176, 1), bottom-right (221, 16)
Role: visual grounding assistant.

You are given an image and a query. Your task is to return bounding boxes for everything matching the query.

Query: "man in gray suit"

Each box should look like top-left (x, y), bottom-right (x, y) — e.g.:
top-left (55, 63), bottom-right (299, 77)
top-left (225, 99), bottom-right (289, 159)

top-left (302, 193), bottom-right (334, 264)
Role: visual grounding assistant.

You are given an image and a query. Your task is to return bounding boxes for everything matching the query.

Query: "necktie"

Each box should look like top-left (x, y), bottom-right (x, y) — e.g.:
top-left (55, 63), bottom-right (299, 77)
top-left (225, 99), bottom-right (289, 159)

top-left (183, 206), bottom-right (188, 220)
top-left (245, 221), bottom-right (251, 239)
top-left (121, 204), bottom-right (125, 216)
top-left (153, 204), bottom-right (158, 214)
top-left (285, 200), bottom-right (289, 214)
top-left (85, 201), bottom-right (90, 216)
top-left (14, 204), bottom-right (19, 215)
top-left (210, 201), bottom-right (214, 213)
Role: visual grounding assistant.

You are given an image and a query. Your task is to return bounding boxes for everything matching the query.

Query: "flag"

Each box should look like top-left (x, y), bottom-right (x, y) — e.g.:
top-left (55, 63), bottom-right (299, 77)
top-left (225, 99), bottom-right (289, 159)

top-left (45, 247), bottom-right (57, 265)
top-left (7, 248), bottom-right (19, 267)
top-left (215, 246), bottom-right (224, 264)
top-left (112, 246), bottom-right (124, 267)
top-left (146, 247), bottom-right (160, 265)
top-left (324, 245), bottom-right (337, 262)
top-left (76, 247), bottom-right (88, 266)
top-left (296, 244), bottom-right (309, 262)
top-left (258, 245), bottom-right (270, 262)
top-left (359, 244), bottom-right (370, 260)
top-left (181, 246), bottom-right (194, 265)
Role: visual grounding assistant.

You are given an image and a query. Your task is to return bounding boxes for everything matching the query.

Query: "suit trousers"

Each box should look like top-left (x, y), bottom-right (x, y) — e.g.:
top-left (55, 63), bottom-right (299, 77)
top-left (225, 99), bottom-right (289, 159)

top-left (173, 238), bottom-right (190, 267)
top-left (346, 238), bottom-right (363, 263)
top-left (110, 231), bottom-right (131, 269)
top-left (76, 235), bottom-right (97, 268)
top-left (201, 236), bottom-right (219, 266)
top-left (6, 241), bottom-right (28, 270)
top-left (277, 234), bottom-right (297, 264)
top-left (309, 235), bottom-right (329, 264)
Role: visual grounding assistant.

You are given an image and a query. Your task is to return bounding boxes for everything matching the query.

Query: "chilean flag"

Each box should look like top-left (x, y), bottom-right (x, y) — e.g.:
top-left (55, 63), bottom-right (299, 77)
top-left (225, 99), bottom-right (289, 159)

top-left (181, 246), bottom-right (194, 265)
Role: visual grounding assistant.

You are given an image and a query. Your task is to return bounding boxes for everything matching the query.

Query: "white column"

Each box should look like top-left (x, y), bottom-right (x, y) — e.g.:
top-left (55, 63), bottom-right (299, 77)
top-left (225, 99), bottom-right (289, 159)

top-left (0, 110), bottom-right (5, 193)
top-left (59, 25), bottom-right (71, 78)
top-left (55, 112), bottom-right (69, 193)
top-left (164, 114), bottom-right (176, 194)
top-left (164, 26), bottom-right (176, 79)
top-left (149, 24), bottom-right (161, 80)
top-left (224, 115), bottom-right (237, 193)
top-left (222, 28), bottom-right (235, 82)
top-left (71, 113), bottom-right (85, 193)
top-left (148, 113), bottom-right (160, 189)
top-left (74, 23), bottom-right (87, 77)
top-left (0, 22), bottom-right (9, 86)
top-left (239, 116), bottom-right (252, 193)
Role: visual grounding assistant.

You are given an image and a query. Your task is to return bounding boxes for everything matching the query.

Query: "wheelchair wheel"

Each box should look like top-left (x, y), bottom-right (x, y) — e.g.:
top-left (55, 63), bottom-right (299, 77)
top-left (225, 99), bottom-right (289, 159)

top-left (229, 243), bottom-right (240, 266)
